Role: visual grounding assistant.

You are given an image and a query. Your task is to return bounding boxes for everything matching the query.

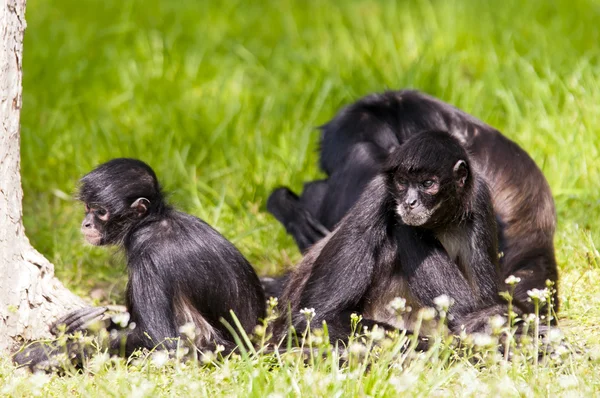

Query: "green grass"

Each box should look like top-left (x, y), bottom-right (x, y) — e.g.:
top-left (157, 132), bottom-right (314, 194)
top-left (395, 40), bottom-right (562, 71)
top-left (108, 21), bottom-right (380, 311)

top-left (3, 0), bottom-right (600, 395)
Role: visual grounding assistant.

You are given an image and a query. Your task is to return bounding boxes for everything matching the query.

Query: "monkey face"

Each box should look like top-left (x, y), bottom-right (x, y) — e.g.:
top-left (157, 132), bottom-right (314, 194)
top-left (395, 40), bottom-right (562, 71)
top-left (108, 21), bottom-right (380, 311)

top-left (392, 159), bottom-right (469, 228)
top-left (394, 175), bottom-right (442, 226)
top-left (81, 204), bottom-right (109, 245)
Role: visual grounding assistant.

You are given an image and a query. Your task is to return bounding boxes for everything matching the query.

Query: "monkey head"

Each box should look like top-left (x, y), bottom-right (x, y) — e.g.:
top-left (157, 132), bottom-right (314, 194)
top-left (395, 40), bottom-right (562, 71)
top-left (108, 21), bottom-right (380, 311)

top-left (385, 130), bottom-right (472, 229)
top-left (77, 158), bottom-right (163, 245)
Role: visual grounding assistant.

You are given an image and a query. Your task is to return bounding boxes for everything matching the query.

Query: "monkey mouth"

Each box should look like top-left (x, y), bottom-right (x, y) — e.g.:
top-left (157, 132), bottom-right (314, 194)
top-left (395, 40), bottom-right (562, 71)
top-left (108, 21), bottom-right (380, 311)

top-left (82, 232), bottom-right (103, 246)
top-left (396, 204), bottom-right (429, 226)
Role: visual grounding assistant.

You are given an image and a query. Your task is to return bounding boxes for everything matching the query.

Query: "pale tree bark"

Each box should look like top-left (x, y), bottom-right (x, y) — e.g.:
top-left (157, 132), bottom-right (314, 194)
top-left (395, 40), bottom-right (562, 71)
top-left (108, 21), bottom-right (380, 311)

top-left (0, 0), bottom-right (84, 353)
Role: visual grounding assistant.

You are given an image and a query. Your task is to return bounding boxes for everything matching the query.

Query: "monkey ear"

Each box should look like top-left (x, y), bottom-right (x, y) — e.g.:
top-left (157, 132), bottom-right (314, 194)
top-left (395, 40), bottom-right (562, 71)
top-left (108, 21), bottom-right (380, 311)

top-left (453, 160), bottom-right (468, 187)
top-left (131, 197), bottom-right (150, 217)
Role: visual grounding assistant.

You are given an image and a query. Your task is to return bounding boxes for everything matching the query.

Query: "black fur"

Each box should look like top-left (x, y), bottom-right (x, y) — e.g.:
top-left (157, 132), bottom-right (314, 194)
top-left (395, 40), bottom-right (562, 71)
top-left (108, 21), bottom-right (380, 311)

top-left (274, 131), bottom-right (508, 342)
top-left (267, 90), bottom-right (558, 313)
top-left (14, 158), bottom-right (266, 371)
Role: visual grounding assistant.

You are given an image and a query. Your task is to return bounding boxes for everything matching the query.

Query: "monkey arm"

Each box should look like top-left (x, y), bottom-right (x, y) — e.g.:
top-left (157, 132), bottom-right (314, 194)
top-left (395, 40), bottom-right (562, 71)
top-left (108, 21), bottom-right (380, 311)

top-left (124, 259), bottom-right (180, 354)
top-left (267, 187), bottom-right (330, 252)
top-left (281, 176), bottom-right (393, 342)
top-left (397, 228), bottom-right (485, 332)
top-left (464, 178), bottom-right (502, 305)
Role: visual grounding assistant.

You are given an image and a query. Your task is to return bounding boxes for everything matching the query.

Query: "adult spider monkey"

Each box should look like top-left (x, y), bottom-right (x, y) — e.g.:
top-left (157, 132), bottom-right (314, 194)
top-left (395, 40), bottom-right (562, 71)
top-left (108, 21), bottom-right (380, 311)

top-left (273, 130), bottom-right (510, 341)
top-left (268, 90), bottom-right (558, 315)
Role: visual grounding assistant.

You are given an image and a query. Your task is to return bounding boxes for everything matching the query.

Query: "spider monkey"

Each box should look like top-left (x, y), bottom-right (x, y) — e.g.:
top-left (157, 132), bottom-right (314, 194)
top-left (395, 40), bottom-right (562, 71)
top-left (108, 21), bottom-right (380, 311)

top-left (267, 90), bottom-right (558, 314)
top-left (15, 158), bottom-right (266, 371)
top-left (274, 130), bottom-right (511, 341)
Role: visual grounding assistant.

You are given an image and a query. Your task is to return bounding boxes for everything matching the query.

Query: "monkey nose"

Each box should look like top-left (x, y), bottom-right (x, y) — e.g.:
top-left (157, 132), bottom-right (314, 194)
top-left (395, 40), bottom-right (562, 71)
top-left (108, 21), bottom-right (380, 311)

top-left (407, 199), bottom-right (418, 209)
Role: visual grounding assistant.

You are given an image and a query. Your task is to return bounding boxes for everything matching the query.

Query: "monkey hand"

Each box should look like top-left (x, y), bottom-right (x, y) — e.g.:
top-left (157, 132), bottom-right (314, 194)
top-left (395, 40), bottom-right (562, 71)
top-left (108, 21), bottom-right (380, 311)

top-left (51, 306), bottom-right (109, 335)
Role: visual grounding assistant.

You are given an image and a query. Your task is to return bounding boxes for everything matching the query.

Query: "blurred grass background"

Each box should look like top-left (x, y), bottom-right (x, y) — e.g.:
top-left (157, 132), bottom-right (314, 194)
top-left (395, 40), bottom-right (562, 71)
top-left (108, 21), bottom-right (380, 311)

top-left (8, 0), bottom-right (600, 395)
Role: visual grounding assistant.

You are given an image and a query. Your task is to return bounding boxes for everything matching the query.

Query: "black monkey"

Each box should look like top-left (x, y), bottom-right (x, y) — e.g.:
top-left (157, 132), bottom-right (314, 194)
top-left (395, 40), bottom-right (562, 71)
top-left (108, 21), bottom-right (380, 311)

top-left (15, 158), bottom-right (265, 371)
top-left (274, 131), bottom-right (507, 341)
top-left (267, 90), bottom-right (558, 313)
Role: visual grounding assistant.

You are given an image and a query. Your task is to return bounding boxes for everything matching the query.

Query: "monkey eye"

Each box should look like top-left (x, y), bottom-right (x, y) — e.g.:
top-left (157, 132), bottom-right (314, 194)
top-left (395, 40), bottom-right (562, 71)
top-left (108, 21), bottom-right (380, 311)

top-left (92, 208), bottom-right (109, 221)
top-left (421, 180), bottom-right (435, 188)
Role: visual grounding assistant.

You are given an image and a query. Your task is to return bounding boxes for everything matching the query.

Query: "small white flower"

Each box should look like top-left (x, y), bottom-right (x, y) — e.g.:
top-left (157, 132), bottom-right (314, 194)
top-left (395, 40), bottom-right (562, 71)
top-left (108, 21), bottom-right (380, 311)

top-left (433, 294), bottom-right (454, 311)
top-left (388, 297), bottom-right (407, 312)
top-left (505, 275), bottom-right (522, 285)
top-left (111, 312), bottom-right (130, 328)
top-left (215, 344), bottom-right (225, 354)
top-left (201, 350), bottom-right (215, 364)
top-left (299, 307), bottom-right (316, 321)
top-left (348, 342), bottom-right (367, 356)
top-left (89, 352), bottom-right (111, 373)
top-left (547, 328), bottom-right (564, 343)
top-left (554, 344), bottom-right (569, 357)
top-left (151, 350), bottom-right (169, 368)
top-left (369, 326), bottom-right (385, 341)
top-left (29, 372), bottom-right (50, 391)
top-left (389, 372), bottom-right (419, 393)
top-left (526, 288), bottom-right (549, 303)
top-left (557, 375), bottom-right (578, 389)
top-left (489, 314), bottom-right (506, 330)
top-left (178, 322), bottom-right (196, 340)
top-left (305, 334), bottom-right (324, 345)
top-left (254, 324), bottom-right (266, 337)
top-left (268, 297), bottom-right (278, 308)
top-left (419, 307), bottom-right (436, 321)
top-left (472, 333), bottom-right (494, 347)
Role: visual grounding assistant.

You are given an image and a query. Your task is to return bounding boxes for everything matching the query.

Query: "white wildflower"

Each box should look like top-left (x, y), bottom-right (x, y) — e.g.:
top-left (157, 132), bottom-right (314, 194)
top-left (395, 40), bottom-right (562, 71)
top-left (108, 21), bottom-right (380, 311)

top-left (268, 296), bottom-right (278, 308)
top-left (495, 376), bottom-right (517, 395)
top-left (554, 344), bottom-right (569, 357)
top-left (472, 333), bottom-right (494, 347)
top-left (505, 275), bottom-right (521, 285)
top-left (111, 312), bottom-right (130, 328)
top-left (557, 375), bottom-right (578, 389)
top-left (389, 372), bottom-right (419, 393)
top-left (89, 352), bottom-right (110, 373)
top-left (151, 350), bottom-right (169, 368)
top-left (201, 350), bottom-right (215, 364)
top-left (433, 294), bottom-right (453, 311)
top-left (350, 312), bottom-right (362, 322)
top-left (215, 344), bottom-right (225, 354)
top-left (306, 334), bottom-right (324, 345)
top-left (589, 346), bottom-right (600, 361)
top-left (419, 307), bottom-right (436, 321)
top-left (489, 314), bottom-right (506, 330)
top-left (254, 324), bottom-right (266, 337)
top-left (299, 307), bottom-right (316, 322)
top-left (348, 342), bottom-right (367, 356)
top-left (547, 328), bottom-right (564, 343)
top-left (388, 297), bottom-right (407, 312)
top-left (178, 322), bottom-right (196, 340)
top-left (370, 325), bottom-right (385, 341)
top-left (526, 288), bottom-right (549, 303)
top-left (29, 372), bottom-right (50, 396)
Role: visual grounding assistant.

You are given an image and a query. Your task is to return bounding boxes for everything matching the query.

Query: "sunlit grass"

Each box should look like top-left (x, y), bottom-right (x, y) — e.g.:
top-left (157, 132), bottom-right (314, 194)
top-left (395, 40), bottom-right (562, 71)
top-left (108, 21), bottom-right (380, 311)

top-left (6, 0), bottom-right (600, 395)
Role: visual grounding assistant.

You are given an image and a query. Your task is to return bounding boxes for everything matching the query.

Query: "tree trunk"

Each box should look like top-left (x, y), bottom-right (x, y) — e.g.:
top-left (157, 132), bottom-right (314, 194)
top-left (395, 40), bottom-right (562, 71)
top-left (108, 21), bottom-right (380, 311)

top-left (0, 0), bottom-right (84, 354)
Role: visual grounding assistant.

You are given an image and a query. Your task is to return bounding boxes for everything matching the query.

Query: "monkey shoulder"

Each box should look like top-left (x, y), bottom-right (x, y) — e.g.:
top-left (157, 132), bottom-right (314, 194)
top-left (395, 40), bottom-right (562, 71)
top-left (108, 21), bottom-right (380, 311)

top-left (128, 211), bottom-right (248, 269)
